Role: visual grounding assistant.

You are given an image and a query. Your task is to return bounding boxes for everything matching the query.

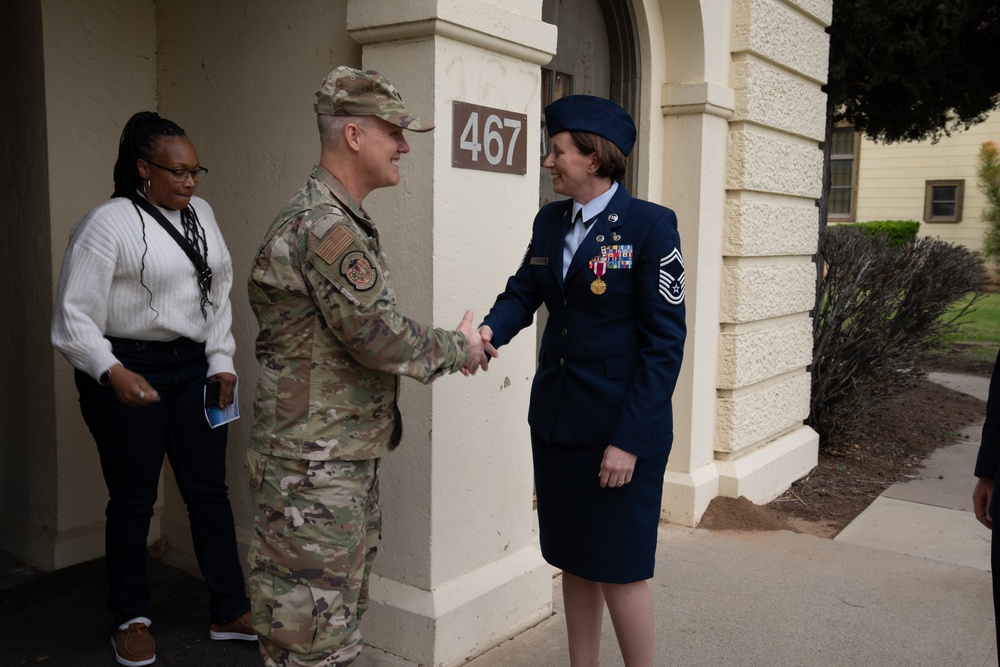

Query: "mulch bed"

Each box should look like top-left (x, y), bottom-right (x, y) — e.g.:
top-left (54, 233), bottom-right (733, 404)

top-left (699, 356), bottom-right (991, 537)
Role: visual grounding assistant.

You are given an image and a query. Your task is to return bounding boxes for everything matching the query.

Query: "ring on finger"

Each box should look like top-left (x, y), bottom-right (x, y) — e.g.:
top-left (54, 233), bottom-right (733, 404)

top-left (139, 390), bottom-right (145, 401)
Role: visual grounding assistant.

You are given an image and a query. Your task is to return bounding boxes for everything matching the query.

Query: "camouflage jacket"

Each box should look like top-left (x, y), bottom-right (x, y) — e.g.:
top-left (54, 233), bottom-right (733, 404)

top-left (248, 165), bottom-right (470, 461)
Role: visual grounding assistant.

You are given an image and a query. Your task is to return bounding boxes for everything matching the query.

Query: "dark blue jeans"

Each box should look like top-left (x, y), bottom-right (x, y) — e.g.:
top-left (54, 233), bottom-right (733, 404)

top-left (76, 336), bottom-right (248, 626)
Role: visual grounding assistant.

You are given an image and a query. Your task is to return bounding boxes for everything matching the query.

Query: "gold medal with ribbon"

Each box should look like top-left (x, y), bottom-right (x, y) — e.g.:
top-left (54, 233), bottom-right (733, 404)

top-left (591, 261), bottom-right (607, 295)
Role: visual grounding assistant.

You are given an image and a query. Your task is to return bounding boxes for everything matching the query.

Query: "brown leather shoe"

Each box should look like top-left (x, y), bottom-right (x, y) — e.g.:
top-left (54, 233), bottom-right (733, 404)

top-left (209, 610), bottom-right (257, 641)
top-left (111, 619), bottom-right (156, 666)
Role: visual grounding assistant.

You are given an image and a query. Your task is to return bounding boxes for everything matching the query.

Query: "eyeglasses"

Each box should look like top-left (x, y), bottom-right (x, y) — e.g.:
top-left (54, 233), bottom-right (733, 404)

top-left (144, 160), bottom-right (209, 182)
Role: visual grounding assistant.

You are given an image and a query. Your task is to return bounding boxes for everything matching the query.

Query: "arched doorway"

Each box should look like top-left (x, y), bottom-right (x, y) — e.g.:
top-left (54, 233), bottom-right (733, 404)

top-left (536, 0), bottom-right (641, 340)
top-left (540, 0), bottom-right (640, 207)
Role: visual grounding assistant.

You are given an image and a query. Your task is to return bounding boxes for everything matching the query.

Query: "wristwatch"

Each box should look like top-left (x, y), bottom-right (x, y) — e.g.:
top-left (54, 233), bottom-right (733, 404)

top-left (100, 366), bottom-right (118, 385)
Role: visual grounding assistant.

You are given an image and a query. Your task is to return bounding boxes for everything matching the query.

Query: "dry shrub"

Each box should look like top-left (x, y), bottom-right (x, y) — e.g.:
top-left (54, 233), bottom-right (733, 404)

top-left (809, 226), bottom-right (987, 443)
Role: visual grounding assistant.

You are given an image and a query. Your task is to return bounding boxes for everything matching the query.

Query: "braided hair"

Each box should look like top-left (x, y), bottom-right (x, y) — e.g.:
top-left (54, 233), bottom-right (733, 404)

top-left (111, 112), bottom-right (213, 319)
top-left (112, 111), bottom-right (187, 198)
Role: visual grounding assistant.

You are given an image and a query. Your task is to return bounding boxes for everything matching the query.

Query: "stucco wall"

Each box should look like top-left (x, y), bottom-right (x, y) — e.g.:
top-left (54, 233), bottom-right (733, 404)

top-left (41, 0), bottom-right (158, 569)
top-left (152, 0), bottom-right (361, 558)
top-left (1, 0), bottom-right (156, 568)
top-left (0, 0), bottom-right (58, 567)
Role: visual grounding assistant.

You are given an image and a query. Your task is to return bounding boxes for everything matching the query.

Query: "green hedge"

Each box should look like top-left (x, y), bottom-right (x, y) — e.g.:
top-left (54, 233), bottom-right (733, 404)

top-left (834, 220), bottom-right (920, 246)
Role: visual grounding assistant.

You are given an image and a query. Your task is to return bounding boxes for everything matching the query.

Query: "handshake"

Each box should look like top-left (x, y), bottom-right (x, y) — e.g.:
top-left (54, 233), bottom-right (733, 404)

top-left (455, 309), bottom-right (498, 376)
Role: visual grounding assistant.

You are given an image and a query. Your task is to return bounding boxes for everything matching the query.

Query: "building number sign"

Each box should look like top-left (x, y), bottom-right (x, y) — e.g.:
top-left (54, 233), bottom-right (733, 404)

top-left (451, 101), bottom-right (527, 175)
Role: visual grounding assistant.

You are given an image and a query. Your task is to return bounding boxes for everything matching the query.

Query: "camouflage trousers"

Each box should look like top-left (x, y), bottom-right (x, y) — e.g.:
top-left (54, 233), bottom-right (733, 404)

top-left (246, 449), bottom-right (381, 667)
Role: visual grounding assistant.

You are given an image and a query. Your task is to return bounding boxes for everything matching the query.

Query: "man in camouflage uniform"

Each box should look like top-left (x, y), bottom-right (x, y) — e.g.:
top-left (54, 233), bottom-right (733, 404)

top-left (246, 66), bottom-right (486, 667)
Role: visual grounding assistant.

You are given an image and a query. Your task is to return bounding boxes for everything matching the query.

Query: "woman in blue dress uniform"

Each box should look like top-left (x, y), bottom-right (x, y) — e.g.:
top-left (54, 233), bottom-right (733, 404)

top-left (480, 95), bottom-right (686, 667)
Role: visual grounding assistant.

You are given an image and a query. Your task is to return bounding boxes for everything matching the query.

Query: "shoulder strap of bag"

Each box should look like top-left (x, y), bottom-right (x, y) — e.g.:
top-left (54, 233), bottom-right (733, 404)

top-left (127, 193), bottom-right (213, 291)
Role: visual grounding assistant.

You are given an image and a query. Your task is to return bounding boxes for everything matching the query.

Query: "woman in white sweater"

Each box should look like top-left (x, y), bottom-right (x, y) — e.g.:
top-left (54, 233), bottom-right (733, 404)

top-left (51, 112), bottom-right (254, 667)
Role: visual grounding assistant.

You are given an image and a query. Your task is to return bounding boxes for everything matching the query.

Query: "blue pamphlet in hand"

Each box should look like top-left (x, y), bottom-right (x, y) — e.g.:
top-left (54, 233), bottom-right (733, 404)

top-left (204, 378), bottom-right (240, 428)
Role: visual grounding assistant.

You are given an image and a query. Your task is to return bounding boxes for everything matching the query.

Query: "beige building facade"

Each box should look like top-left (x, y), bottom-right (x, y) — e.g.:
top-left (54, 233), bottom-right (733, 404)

top-left (836, 111), bottom-right (1000, 253)
top-left (1, 0), bottom-right (829, 664)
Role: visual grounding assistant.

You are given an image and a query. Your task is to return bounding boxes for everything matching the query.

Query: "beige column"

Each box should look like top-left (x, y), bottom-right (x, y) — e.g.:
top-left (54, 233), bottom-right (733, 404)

top-left (711, 0), bottom-right (827, 505)
top-left (659, 81), bottom-right (733, 525)
top-left (346, 2), bottom-right (557, 664)
top-left (651, 0), bottom-right (737, 525)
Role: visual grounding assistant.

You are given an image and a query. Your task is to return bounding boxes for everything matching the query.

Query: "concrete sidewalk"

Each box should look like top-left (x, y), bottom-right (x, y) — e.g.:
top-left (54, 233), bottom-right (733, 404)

top-left (365, 371), bottom-right (997, 666)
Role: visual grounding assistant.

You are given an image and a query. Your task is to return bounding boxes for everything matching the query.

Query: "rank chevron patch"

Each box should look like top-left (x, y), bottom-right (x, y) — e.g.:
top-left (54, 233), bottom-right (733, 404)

top-left (659, 248), bottom-right (685, 305)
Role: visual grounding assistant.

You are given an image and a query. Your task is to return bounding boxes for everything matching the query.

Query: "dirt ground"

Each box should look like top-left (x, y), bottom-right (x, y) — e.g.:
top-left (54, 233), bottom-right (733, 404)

top-left (698, 348), bottom-right (995, 537)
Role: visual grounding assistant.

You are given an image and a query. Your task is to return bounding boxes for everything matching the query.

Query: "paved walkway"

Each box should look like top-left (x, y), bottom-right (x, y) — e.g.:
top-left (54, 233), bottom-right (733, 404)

top-left (365, 372), bottom-right (998, 667)
top-left (1, 373), bottom-right (995, 666)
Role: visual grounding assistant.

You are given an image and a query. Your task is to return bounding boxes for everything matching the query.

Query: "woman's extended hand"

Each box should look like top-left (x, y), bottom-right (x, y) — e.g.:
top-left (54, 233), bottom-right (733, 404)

top-left (208, 372), bottom-right (238, 409)
top-left (974, 477), bottom-right (994, 529)
top-left (599, 444), bottom-right (636, 488)
top-left (107, 364), bottom-right (160, 408)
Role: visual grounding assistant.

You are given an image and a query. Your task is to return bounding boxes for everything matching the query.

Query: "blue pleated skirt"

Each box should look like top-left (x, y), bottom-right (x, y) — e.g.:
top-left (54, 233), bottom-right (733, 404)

top-left (530, 432), bottom-right (669, 583)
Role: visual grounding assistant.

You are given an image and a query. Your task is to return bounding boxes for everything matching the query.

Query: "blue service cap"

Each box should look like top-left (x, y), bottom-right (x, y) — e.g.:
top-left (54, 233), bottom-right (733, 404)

top-left (544, 95), bottom-right (636, 157)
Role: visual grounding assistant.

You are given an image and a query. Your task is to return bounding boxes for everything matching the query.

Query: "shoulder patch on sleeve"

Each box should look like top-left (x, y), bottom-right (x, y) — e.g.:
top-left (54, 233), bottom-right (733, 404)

top-left (340, 250), bottom-right (377, 291)
top-left (316, 226), bottom-right (353, 264)
top-left (308, 221), bottom-right (383, 309)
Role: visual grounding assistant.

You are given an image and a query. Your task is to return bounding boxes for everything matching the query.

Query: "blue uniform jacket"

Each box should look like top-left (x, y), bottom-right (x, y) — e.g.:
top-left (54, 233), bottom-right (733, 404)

top-left (483, 185), bottom-right (686, 459)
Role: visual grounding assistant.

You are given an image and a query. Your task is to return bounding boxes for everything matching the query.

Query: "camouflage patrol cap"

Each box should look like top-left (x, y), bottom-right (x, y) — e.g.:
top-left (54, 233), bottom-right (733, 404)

top-left (314, 66), bottom-right (434, 132)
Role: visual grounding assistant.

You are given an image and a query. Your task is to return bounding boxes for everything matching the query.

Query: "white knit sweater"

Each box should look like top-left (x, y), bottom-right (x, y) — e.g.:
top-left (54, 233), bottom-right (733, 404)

top-left (51, 195), bottom-right (236, 381)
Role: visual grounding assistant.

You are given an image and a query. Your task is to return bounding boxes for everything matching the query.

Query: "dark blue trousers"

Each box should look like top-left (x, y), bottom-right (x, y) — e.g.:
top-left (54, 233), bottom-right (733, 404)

top-left (76, 336), bottom-right (248, 626)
